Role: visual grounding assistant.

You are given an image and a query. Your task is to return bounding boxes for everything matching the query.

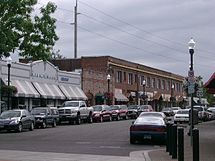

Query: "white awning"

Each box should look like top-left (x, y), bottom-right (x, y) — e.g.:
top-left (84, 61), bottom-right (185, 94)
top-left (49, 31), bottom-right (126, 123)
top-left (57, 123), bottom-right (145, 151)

top-left (59, 85), bottom-right (87, 100)
top-left (32, 82), bottom-right (65, 99)
top-left (2, 79), bottom-right (40, 98)
top-left (115, 92), bottom-right (129, 102)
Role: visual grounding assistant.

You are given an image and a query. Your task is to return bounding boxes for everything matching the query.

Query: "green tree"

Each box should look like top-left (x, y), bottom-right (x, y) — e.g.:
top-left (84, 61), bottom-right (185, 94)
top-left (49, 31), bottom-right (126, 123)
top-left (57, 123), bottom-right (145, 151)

top-left (0, 1), bottom-right (59, 60)
top-left (0, 0), bottom-right (37, 57)
top-left (19, 2), bottom-right (59, 61)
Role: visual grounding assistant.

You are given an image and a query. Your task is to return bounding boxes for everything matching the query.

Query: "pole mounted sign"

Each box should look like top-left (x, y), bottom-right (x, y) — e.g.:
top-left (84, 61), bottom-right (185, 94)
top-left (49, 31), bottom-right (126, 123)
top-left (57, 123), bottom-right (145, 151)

top-left (188, 70), bottom-right (195, 94)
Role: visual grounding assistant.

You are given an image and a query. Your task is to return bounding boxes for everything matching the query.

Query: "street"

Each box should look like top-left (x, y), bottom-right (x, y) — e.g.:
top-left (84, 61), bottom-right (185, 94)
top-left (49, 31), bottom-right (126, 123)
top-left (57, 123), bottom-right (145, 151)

top-left (0, 120), bottom-right (163, 156)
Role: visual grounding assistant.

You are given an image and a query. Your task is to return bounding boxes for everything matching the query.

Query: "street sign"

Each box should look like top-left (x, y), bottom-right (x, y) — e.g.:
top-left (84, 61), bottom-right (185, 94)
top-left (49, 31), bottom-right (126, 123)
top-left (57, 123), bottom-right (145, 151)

top-left (188, 84), bottom-right (195, 94)
top-left (196, 88), bottom-right (203, 97)
top-left (188, 70), bottom-right (194, 77)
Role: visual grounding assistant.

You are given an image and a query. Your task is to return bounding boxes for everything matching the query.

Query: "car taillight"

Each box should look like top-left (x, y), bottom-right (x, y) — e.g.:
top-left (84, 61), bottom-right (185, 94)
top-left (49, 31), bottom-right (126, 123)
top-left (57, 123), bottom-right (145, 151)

top-left (130, 125), bottom-right (141, 131)
top-left (154, 126), bottom-right (166, 132)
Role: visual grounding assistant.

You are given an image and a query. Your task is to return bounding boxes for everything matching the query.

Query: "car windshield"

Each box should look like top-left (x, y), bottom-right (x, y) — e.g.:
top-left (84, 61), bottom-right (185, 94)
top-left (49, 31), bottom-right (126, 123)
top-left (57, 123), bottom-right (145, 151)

top-left (110, 105), bottom-right (119, 110)
top-left (62, 101), bottom-right (79, 107)
top-left (172, 107), bottom-right (180, 110)
top-left (162, 108), bottom-right (171, 111)
top-left (93, 106), bottom-right (103, 111)
top-left (0, 111), bottom-right (21, 119)
top-left (31, 109), bottom-right (47, 115)
top-left (139, 105), bottom-right (149, 109)
top-left (177, 110), bottom-right (189, 114)
top-left (128, 105), bottom-right (138, 109)
top-left (135, 117), bottom-right (164, 125)
top-left (139, 112), bottom-right (163, 118)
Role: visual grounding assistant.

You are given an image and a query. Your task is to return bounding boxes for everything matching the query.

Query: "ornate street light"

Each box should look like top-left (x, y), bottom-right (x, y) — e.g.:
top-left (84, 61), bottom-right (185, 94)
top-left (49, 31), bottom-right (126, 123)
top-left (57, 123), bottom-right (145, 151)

top-left (171, 84), bottom-right (175, 107)
top-left (188, 38), bottom-right (196, 140)
top-left (6, 56), bottom-right (12, 110)
top-left (142, 80), bottom-right (146, 105)
top-left (107, 74), bottom-right (111, 105)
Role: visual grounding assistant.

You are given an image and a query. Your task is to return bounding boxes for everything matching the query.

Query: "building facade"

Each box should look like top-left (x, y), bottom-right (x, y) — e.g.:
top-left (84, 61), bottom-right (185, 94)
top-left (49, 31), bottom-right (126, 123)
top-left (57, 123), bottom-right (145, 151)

top-left (0, 60), bottom-right (87, 112)
top-left (51, 56), bottom-right (185, 111)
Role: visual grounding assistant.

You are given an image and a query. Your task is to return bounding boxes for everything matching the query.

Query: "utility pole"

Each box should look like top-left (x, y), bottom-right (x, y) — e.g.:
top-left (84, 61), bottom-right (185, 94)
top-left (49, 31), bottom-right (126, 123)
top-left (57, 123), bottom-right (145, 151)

top-left (74, 0), bottom-right (78, 59)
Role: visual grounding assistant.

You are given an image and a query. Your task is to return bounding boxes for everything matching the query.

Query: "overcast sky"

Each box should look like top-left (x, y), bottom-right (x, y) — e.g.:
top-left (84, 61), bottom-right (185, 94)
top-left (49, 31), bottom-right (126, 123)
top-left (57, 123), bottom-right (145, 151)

top-left (29, 0), bottom-right (215, 82)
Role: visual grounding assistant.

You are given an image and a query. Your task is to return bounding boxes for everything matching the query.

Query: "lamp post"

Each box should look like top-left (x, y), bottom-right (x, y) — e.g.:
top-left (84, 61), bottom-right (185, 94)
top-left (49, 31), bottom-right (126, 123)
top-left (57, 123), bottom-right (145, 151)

top-left (171, 84), bottom-right (174, 107)
top-left (107, 74), bottom-right (111, 105)
top-left (142, 80), bottom-right (146, 105)
top-left (188, 38), bottom-right (195, 142)
top-left (6, 56), bottom-right (12, 110)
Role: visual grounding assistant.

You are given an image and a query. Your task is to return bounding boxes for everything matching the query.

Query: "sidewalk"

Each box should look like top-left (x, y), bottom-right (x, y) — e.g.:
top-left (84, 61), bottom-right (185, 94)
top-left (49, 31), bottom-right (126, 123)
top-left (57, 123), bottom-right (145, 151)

top-left (148, 125), bottom-right (193, 161)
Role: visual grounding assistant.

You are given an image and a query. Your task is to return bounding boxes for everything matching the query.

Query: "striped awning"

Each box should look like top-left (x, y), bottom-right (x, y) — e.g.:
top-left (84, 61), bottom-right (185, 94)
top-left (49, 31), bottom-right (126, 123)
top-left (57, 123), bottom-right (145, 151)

top-left (115, 92), bottom-right (128, 102)
top-left (32, 82), bottom-right (65, 99)
top-left (2, 79), bottom-right (40, 98)
top-left (59, 85), bottom-right (87, 100)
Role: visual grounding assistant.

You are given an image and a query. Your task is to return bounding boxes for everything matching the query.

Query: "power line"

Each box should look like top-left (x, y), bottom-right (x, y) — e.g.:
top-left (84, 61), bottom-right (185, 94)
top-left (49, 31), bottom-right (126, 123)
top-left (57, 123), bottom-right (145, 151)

top-left (79, 0), bottom-right (215, 56)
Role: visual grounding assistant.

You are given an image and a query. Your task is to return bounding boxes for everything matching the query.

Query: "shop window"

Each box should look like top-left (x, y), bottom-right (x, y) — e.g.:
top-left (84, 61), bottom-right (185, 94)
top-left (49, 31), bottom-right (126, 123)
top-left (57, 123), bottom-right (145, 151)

top-left (151, 78), bottom-right (156, 88)
top-left (124, 72), bottom-right (126, 82)
top-left (116, 71), bottom-right (122, 83)
top-left (32, 99), bottom-right (40, 108)
top-left (161, 80), bottom-right (165, 90)
top-left (167, 81), bottom-right (170, 91)
top-left (128, 73), bottom-right (133, 85)
top-left (147, 77), bottom-right (151, 88)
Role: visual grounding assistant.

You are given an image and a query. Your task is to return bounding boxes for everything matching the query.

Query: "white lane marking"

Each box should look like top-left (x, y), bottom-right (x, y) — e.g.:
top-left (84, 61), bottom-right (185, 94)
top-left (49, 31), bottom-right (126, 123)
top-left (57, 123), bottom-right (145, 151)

top-left (99, 146), bottom-right (121, 149)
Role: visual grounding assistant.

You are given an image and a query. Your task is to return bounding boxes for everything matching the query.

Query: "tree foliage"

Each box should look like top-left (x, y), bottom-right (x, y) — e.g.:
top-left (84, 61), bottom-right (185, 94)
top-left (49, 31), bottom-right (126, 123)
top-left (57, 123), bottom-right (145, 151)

top-left (0, 0), bottom-right (59, 60)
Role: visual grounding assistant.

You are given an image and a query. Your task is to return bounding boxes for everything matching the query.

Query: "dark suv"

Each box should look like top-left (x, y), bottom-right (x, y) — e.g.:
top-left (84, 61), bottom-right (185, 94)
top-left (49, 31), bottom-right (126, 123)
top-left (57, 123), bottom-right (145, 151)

top-left (31, 107), bottom-right (57, 128)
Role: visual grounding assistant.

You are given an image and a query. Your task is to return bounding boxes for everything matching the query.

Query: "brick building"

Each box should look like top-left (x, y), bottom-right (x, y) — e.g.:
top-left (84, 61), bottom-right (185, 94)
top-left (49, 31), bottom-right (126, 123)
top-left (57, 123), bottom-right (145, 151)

top-left (50, 56), bottom-right (185, 111)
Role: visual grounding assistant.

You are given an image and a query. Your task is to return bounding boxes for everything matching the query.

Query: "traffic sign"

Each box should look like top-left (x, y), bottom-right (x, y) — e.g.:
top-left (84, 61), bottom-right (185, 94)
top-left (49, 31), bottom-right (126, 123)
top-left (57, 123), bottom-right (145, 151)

top-left (188, 70), bottom-right (194, 77)
top-left (188, 84), bottom-right (195, 94)
top-left (196, 88), bottom-right (203, 97)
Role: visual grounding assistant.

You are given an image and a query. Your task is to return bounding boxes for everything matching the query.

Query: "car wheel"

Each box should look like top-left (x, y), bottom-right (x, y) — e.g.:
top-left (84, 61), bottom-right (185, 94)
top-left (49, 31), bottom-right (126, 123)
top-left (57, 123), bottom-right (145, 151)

top-left (52, 120), bottom-right (57, 127)
top-left (109, 116), bottom-right (112, 122)
top-left (42, 121), bottom-right (47, 128)
top-left (88, 114), bottom-right (93, 123)
top-left (29, 122), bottom-right (34, 131)
top-left (130, 137), bottom-right (135, 144)
top-left (100, 116), bottom-right (103, 122)
top-left (17, 123), bottom-right (23, 132)
top-left (76, 115), bottom-right (81, 125)
top-left (117, 115), bottom-right (120, 121)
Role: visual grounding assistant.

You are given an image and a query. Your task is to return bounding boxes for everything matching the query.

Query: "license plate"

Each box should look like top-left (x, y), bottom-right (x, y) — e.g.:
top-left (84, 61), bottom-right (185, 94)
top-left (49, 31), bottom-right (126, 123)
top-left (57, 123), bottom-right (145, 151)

top-left (144, 135), bottom-right (151, 140)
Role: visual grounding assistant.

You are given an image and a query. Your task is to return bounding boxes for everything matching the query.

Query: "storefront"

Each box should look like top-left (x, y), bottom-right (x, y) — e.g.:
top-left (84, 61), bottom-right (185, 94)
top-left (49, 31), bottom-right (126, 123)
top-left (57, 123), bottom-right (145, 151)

top-left (0, 60), bottom-right (87, 111)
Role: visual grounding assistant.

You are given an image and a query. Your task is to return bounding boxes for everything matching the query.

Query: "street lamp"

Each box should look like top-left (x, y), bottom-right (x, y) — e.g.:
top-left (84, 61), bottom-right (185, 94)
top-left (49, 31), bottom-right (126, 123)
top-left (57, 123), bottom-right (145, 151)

top-left (142, 80), bottom-right (146, 105)
top-left (107, 74), bottom-right (111, 105)
top-left (171, 84), bottom-right (175, 107)
top-left (188, 38), bottom-right (195, 140)
top-left (6, 56), bottom-right (12, 110)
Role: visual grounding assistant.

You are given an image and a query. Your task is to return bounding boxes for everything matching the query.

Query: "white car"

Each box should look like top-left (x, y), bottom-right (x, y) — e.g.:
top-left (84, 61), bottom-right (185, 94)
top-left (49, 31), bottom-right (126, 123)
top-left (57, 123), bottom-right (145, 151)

top-left (174, 109), bottom-right (190, 124)
top-left (171, 107), bottom-right (181, 115)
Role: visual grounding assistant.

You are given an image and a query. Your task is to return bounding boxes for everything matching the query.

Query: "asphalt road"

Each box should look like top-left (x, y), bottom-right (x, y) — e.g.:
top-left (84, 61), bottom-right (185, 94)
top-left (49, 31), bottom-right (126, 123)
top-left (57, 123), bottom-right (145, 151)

top-left (0, 120), bottom-right (163, 156)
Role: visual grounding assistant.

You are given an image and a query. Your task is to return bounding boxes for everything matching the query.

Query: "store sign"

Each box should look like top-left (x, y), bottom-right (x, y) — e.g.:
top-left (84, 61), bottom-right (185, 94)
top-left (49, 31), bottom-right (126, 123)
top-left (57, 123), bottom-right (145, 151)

top-left (31, 72), bottom-right (56, 80)
top-left (60, 77), bottom-right (69, 82)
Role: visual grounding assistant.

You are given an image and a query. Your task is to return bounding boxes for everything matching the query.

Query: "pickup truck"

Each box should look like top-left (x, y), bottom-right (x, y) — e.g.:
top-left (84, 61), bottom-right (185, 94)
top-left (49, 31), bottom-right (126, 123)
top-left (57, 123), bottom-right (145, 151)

top-left (58, 101), bottom-right (93, 125)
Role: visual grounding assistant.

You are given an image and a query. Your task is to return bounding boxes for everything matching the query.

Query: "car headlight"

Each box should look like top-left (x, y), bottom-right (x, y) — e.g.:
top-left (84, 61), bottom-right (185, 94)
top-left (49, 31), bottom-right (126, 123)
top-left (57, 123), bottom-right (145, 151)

top-left (9, 119), bottom-right (18, 124)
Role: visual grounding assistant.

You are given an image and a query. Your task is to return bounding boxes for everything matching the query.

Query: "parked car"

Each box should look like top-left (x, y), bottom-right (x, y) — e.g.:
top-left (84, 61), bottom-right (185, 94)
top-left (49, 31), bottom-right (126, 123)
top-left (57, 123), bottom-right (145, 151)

top-left (193, 105), bottom-right (209, 121)
top-left (173, 109), bottom-right (190, 124)
top-left (58, 101), bottom-right (93, 125)
top-left (171, 107), bottom-right (181, 115)
top-left (49, 107), bottom-right (60, 124)
top-left (137, 105), bottom-right (153, 116)
top-left (110, 105), bottom-right (128, 120)
top-left (92, 105), bottom-right (112, 122)
top-left (0, 109), bottom-right (35, 132)
top-left (207, 107), bottom-right (215, 120)
top-left (130, 116), bottom-right (166, 144)
top-left (31, 107), bottom-right (57, 128)
top-left (139, 112), bottom-right (167, 123)
top-left (127, 105), bottom-right (139, 119)
top-left (161, 107), bottom-right (174, 117)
